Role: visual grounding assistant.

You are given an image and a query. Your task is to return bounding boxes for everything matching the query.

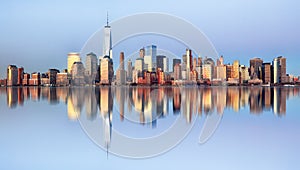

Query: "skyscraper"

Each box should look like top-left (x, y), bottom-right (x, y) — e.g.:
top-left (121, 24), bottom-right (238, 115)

top-left (250, 58), bottom-right (263, 79)
top-left (144, 45), bottom-right (157, 72)
top-left (186, 49), bottom-right (193, 80)
top-left (135, 58), bottom-right (144, 72)
top-left (174, 64), bottom-right (182, 80)
top-left (156, 55), bottom-right (165, 71)
top-left (85, 52), bottom-right (98, 84)
top-left (172, 59), bottom-right (181, 72)
top-left (232, 60), bottom-right (240, 79)
top-left (273, 56), bottom-right (287, 84)
top-left (17, 67), bottom-right (24, 86)
top-left (116, 52), bottom-right (126, 85)
top-left (103, 14), bottom-right (112, 58)
top-left (127, 59), bottom-right (133, 81)
top-left (163, 57), bottom-right (169, 73)
top-left (67, 52), bottom-right (81, 74)
top-left (100, 56), bottom-right (114, 85)
top-left (7, 65), bottom-right (18, 86)
top-left (139, 48), bottom-right (145, 58)
top-left (262, 63), bottom-right (271, 84)
top-left (71, 62), bottom-right (85, 86)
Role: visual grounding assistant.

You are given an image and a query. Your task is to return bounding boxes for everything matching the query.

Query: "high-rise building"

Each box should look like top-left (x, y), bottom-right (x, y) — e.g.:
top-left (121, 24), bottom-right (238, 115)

top-left (71, 62), bottom-right (85, 86)
top-left (67, 52), bottom-right (81, 74)
top-left (56, 73), bottom-right (69, 86)
top-left (144, 45), bottom-right (157, 72)
top-left (197, 57), bottom-right (202, 67)
top-left (240, 65), bottom-right (250, 83)
top-left (17, 67), bottom-right (24, 86)
top-left (174, 64), bottom-right (182, 80)
top-left (250, 58), bottom-right (263, 79)
top-left (156, 55), bottom-right (165, 70)
top-left (116, 52), bottom-right (126, 85)
top-left (173, 59), bottom-right (181, 72)
top-left (47, 69), bottom-right (60, 86)
top-left (262, 63), bottom-right (271, 84)
top-left (100, 56), bottom-right (114, 85)
top-left (85, 52), bottom-right (98, 84)
top-left (7, 65), bottom-right (18, 86)
top-left (232, 60), bottom-right (240, 79)
top-left (216, 65), bottom-right (226, 80)
top-left (139, 48), bottom-right (145, 58)
top-left (163, 57), bottom-right (169, 73)
top-left (186, 49), bottom-right (193, 80)
top-left (273, 56), bottom-right (287, 84)
top-left (127, 59), bottom-right (133, 81)
top-left (193, 58), bottom-right (197, 70)
top-left (202, 64), bottom-right (213, 80)
top-left (103, 14), bottom-right (112, 58)
top-left (135, 58), bottom-right (144, 72)
top-left (30, 72), bottom-right (41, 86)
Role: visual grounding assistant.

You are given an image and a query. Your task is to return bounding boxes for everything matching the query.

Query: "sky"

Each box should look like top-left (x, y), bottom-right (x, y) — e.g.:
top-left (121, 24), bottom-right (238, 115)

top-left (0, 0), bottom-right (300, 78)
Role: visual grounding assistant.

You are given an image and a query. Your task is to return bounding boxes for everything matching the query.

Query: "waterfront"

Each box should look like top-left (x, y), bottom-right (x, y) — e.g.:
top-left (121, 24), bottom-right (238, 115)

top-left (1, 86), bottom-right (300, 169)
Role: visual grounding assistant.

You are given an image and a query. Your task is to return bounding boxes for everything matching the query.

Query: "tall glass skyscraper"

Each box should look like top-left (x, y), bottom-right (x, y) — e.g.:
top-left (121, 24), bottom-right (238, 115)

top-left (103, 14), bottom-right (112, 58)
top-left (144, 45), bottom-right (157, 72)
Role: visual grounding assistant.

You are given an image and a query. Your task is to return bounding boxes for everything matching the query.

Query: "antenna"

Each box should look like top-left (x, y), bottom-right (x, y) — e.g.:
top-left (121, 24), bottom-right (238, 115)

top-left (106, 11), bottom-right (109, 26)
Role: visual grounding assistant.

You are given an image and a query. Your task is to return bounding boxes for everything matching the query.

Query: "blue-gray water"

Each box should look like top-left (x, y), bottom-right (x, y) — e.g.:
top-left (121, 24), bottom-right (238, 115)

top-left (0, 86), bottom-right (299, 169)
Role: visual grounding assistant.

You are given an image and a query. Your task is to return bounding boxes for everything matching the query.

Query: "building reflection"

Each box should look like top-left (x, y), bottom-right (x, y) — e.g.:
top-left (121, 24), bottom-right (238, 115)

top-left (3, 86), bottom-right (299, 119)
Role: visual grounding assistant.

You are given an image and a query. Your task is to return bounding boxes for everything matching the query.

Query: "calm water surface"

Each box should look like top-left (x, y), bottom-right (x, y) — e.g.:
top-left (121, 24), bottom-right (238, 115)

top-left (0, 86), bottom-right (299, 170)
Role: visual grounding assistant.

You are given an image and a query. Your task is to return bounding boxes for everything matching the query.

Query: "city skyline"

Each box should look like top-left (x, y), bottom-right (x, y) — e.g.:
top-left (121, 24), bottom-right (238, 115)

top-left (0, 1), bottom-right (299, 79)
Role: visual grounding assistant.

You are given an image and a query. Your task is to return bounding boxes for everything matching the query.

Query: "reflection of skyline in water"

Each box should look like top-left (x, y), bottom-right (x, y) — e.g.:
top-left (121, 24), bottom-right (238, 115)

top-left (2, 86), bottom-right (300, 121)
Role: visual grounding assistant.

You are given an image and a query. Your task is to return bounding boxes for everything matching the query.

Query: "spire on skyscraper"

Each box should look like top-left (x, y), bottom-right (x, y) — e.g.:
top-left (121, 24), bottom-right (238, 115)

top-left (106, 11), bottom-right (109, 26)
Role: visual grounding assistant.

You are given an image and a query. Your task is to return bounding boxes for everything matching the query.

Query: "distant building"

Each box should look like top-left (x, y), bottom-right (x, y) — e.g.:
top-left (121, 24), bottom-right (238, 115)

top-left (85, 52), bottom-right (98, 84)
top-left (240, 65), bottom-right (250, 83)
top-left (135, 58), bottom-right (144, 72)
top-left (7, 65), bottom-right (18, 86)
top-left (202, 64), bottom-right (213, 80)
top-left (232, 60), bottom-right (240, 79)
top-left (139, 48), bottom-right (145, 58)
top-left (216, 65), bottom-right (226, 80)
top-left (174, 64), bottom-right (182, 80)
top-left (100, 56), bottom-right (114, 85)
top-left (17, 67), bottom-right (24, 86)
top-left (156, 55), bottom-right (165, 70)
top-left (163, 57), bottom-right (169, 73)
top-left (262, 63), bottom-right (271, 84)
top-left (186, 49), bottom-right (193, 80)
top-left (172, 59), bottom-right (181, 72)
top-left (22, 73), bottom-right (30, 86)
top-left (56, 73), bottom-right (69, 86)
top-left (273, 56), bottom-right (287, 84)
top-left (144, 45), bottom-right (157, 72)
top-left (127, 59), bottom-right (133, 82)
top-left (47, 69), bottom-right (60, 86)
top-left (71, 62), bottom-right (85, 86)
top-left (250, 58), bottom-right (263, 79)
top-left (116, 52), bottom-right (126, 85)
top-left (29, 72), bottom-right (41, 86)
top-left (67, 52), bottom-right (81, 74)
top-left (195, 66), bottom-right (202, 80)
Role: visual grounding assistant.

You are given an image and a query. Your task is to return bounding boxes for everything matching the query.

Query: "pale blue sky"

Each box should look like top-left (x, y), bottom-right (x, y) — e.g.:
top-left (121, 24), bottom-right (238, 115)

top-left (0, 0), bottom-right (299, 78)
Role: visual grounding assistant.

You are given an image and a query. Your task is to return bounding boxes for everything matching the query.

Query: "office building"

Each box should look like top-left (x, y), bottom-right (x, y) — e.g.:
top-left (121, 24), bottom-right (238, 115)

top-left (202, 64), bottom-right (213, 80)
top-left (250, 58), bottom-right (263, 79)
top-left (67, 52), bottom-right (81, 74)
top-left (156, 55), bottom-right (165, 71)
top-left (163, 57), bottom-right (169, 73)
top-left (135, 58), bottom-right (144, 72)
top-left (103, 15), bottom-right (112, 58)
top-left (17, 67), bottom-right (24, 86)
top-left (71, 62), bottom-right (85, 85)
top-left (127, 59), bottom-right (133, 81)
top-left (144, 45), bottom-right (157, 72)
top-left (116, 52), bottom-right (126, 85)
top-left (262, 63), bottom-right (271, 84)
top-left (7, 65), bottom-right (18, 86)
top-left (174, 64), bottom-right (182, 80)
top-left (100, 56), bottom-right (114, 85)
top-left (172, 59), bottom-right (181, 72)
top-left (232, 60), bottom-right (240, 79)
top-left (85, 52), bottom-right (98, 84)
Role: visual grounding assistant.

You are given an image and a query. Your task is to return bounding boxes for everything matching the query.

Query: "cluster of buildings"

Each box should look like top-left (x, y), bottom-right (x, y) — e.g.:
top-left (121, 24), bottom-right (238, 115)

top-left (1, 16), bottom-right (300, 87)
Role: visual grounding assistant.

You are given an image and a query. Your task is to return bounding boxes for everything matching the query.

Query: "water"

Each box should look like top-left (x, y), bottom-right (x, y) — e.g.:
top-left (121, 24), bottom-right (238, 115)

top-left (0, 86), bottom-right (299, 169)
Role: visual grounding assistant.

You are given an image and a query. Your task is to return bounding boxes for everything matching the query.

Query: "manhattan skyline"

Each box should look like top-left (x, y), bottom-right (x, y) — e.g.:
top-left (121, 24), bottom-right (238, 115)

top-left (0, 0), bottom-right (299, 79)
